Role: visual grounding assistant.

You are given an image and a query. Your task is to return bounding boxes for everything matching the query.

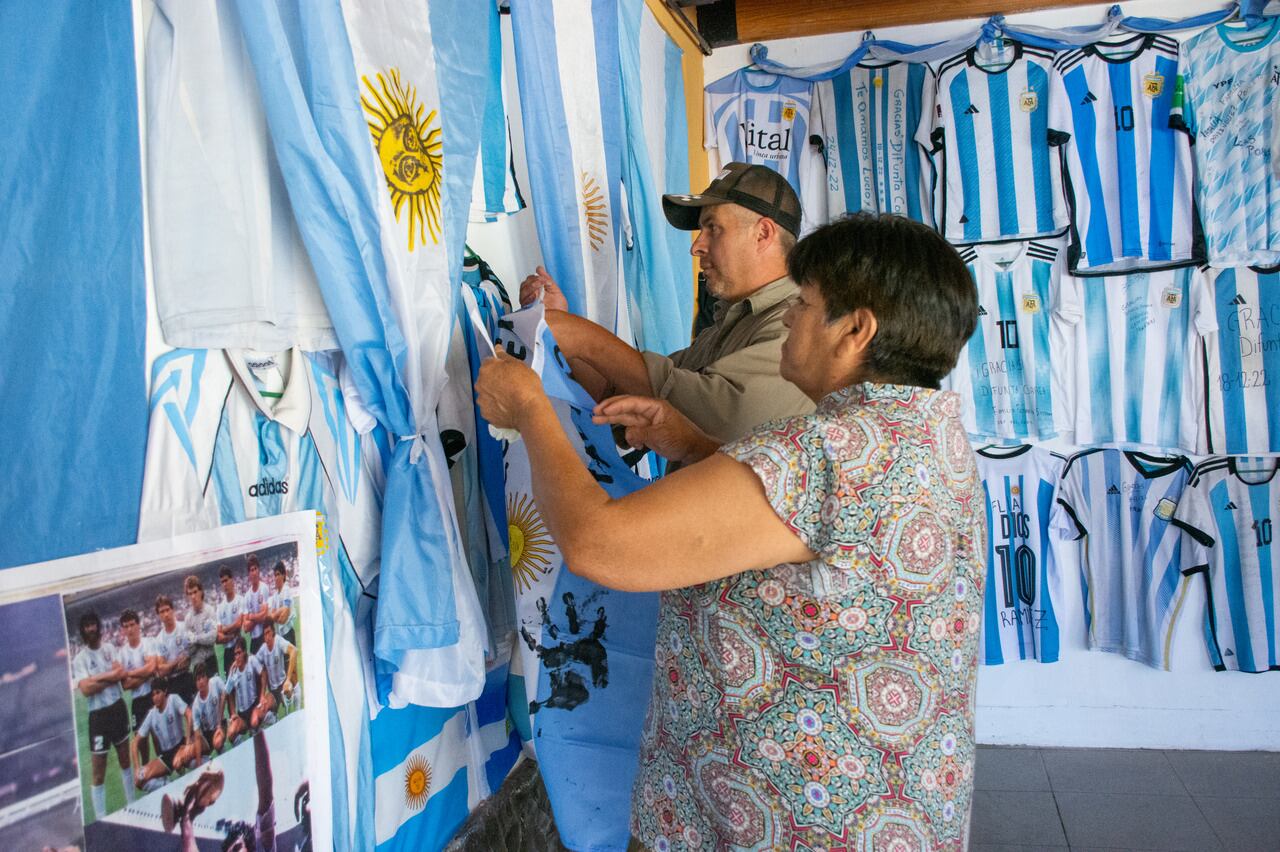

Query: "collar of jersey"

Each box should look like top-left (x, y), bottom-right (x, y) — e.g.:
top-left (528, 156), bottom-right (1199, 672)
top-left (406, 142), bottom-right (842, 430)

top-left (1217, 17), bottom-right (1280, 53)
top-left (226, 348), bottom-right (310, 434)
top-left (965, 39), bottom-right (1023, 75)
top-left (1124, 451), bottom-right (1186, 480)
top-left (1084, 33), bottom-right (1153, 64)
top-left (1227, 456), bottom-right (1280, 485)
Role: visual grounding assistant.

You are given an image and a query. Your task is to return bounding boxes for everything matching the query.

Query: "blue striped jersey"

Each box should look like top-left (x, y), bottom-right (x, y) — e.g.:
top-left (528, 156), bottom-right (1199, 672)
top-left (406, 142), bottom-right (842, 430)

top-left (811, 60), bottom-right (936, 225)
top-left (1048, 34), bottom-right (1198, 275)
top-left (1199, 265), bottom-right (1280, 454)
top-left (1173, 457), bottom-right (1280, 672)
top-left (920, 41), bottom-right (1068, 244)
top-left (704, 68), bottom-right (825, 228)
top-left (138, 694), bottom-right (189, 752)
top-left (944, 239), bottom-right (1075, 441)
top-left (1067, 267), bottom-right (1215, 450)
top-left (138, 348), bottom-right (380, 850)
top-left (975, 444), bottom-right (1066, 664)
top-left (1052, 449), bottom-right (1194, 670)
top-left (1173, 20), bottom-right (1280, 267)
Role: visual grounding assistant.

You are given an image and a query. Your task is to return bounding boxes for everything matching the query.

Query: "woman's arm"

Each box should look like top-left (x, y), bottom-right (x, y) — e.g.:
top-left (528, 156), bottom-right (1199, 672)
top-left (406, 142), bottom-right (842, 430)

top-left (476, 349), bottom-right (815, 592)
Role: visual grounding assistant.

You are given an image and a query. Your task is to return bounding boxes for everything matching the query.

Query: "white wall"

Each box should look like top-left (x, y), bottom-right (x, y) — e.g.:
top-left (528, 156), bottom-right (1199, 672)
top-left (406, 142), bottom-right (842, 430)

top-left (709, 0), bottom-right (1280, 751)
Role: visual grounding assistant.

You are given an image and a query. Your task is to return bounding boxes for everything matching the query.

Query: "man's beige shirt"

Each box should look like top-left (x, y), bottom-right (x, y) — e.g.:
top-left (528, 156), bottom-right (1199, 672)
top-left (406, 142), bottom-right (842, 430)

top-left (641, 276), bottom-right (814, 443)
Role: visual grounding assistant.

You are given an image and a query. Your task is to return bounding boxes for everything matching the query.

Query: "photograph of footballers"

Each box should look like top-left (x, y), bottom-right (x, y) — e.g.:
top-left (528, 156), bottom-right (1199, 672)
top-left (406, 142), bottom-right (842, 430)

top-left (0, 594), bottom-right (85, 852)
top-left (62, 542), bottom-right (303, 826)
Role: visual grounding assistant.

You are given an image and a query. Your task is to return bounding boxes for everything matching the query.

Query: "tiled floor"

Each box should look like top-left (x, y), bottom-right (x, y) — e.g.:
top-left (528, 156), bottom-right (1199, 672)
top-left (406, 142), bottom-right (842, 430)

top-left (971, 746), bottom-right (1280, 851)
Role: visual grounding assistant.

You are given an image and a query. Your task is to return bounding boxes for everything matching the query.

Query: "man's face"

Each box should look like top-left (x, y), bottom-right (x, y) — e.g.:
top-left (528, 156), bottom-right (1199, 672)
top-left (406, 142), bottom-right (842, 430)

top-left (780, 283), bottom-right (845, 398)
top-left (248, 565), bottom-right (260, 587)
top-left (196, 673), bottom-right (209, 697)
top-left (158, 603), bottom-right (175, 629)
top-left (186, 585), bottom-right (204, 611)
top-left (221, 575), bottom-right (235, 597)
top-left (81, 620), bottom-right (101, 649)
top-left (123, 619), bottom-right (140, 645)
top-left (264, 625), bottom-right (275, 649)
top-left (152, 688), bottom-right (167, 710)
top-left (274, 571), bottom-right (285, 592)
top-left (233, 645), bottom-right (246, 670)
top-left (690, 204), bottom-right (761, 303)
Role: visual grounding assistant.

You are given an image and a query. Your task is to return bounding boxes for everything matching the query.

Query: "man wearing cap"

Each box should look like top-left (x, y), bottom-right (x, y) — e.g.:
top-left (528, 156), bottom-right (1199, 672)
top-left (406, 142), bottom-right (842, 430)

top-left (519, 162), bottom-right (813, 461)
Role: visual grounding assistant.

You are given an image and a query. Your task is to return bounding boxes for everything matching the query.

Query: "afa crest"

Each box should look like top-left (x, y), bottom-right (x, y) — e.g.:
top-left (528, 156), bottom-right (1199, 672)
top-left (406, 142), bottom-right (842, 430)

top-left (1143, 73), bottom-right (1165, 98)
top-left (1021, 293), bottom-right (1042, 314)
top-left (362, 67), bottom-right (444, 252)
top-left (782, 102), bottom-right (797, 121)
top-left (1018, 90), bottom-right (1039, 112)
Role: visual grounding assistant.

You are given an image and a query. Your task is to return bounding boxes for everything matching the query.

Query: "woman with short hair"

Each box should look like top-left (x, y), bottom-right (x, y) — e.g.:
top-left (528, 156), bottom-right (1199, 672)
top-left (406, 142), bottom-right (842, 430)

top-left (476, 213), bottom-right (986, 851)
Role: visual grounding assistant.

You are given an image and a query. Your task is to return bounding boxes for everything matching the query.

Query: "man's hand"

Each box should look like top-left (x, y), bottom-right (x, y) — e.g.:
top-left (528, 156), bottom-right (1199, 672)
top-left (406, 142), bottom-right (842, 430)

top-left (519, 265), bottom-right (569, 312)
top-left (592, 396), bottom-right (721, 465)
top-left (475, 345), bottom-right (547, 430)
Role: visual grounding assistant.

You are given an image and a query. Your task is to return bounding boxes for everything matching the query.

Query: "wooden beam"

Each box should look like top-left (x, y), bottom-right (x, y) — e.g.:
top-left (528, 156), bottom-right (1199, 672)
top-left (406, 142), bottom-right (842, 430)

top-left (734, 0), bottom-right (1109, 43)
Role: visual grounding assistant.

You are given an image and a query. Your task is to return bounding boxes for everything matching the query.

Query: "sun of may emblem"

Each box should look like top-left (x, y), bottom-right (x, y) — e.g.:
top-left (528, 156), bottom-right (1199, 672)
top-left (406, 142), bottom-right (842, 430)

top-left (403, 754), bottom-right (432, 811)
top-left (508, 492), bottom-right (554, 593)
top-left (362, 67), bottom-right (443, 252)
top-left (580, 171), bottom-right (608, 251)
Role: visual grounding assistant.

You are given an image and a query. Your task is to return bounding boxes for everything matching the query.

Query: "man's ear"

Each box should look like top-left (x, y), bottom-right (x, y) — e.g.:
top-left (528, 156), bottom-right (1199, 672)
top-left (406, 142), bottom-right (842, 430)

top-left (755, 215), bottom-right (778, 251)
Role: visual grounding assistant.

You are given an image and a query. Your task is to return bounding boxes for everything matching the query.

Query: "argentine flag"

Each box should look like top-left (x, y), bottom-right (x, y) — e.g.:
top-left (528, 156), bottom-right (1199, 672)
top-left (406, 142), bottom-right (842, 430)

top-left (509, 0), bottom-right (627, 333)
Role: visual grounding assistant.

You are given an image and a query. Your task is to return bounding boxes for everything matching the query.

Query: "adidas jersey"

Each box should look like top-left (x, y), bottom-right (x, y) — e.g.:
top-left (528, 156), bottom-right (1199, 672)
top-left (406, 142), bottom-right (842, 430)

top-left (944, 238), bottom-right (1076, 441)
top-left (217, 594), bottom-right (245, 642)
top-left (138, 347), bottom-right (380, 851)
top-left (811, 61), bottom-right (936, 225)
top-left (242, 582), bottom-right (269, 641)
top-left (72, 644), bottom-right (123, 711)
top-left (256, 636), bottom-right (295, 690)
top-left (920, 42), bottom-right (1068, 244)
top-left (1049, 34), bottom-right (1198, 274)
top-left (227, 654), bottom-right (264, 714)
top-left (1068, 267), bottom-right (1215, 450)
top-left (1199, 265), bottom-right (1280, 454)
top-left (704, 68), bottom-right (825, 229)
top-left (139, 694), bottom-right (189, 752)
top-left (1174, 457), bottom-right (1280, 672)
top-left (117, 638), bottom-right (154, 698)
top-left (152, 623), bottom-right (191, 668)
top-left (975, 444), bottom-right (1065, 664)
top-left (1174, 20), bottom-right (1280, 267)
top-left (1053, 449), bottom-right (1194, 670)
top-left (191, 676), bottom-right (227, 732)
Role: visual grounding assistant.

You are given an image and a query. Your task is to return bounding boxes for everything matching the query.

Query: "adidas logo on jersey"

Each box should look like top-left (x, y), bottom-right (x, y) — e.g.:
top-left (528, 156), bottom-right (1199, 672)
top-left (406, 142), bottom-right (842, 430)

top-left (964, 104), bottom-right (980, 115)
top-left (1107, 485), bottom-right (1121, 495)
top-left (1225, 500), bottom-right (1238, 510)
top-left (977, 305), bottom-right (988, 316)
top-left (1079, 91), bottom-right (1098, 105)
top-left (248, 479), bottom-right (290, 497)
top-left (1231, 294), bottom-right (1247, 305)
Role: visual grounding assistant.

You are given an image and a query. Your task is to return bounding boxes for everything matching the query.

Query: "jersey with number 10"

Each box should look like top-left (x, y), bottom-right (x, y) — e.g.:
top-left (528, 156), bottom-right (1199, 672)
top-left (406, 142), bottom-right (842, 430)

top-left (1199, 265), bottom-right (1280, 454)
top-left (920, 42), bottom-right (1068, 244)
top-left (945, 239), bottom-right (1075, 441)
top-left (1049, 34), bottom-right (1197, 274)
top-left (1173, 457), bottom-right (1280, 672)
top-left (1174, 20), bottom-right (1280, 267)
top-left (1053, 449), bottom-right (1193, 670)
top-left (975, 445), bottom-right (1065, 664)
top-left (812, 61), bottom-right (935, 225)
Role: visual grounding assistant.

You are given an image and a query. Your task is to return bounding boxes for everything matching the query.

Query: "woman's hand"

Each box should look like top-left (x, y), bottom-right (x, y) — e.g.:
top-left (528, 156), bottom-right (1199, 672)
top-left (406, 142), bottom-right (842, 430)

top-left (592, 395), bottom-right (720, 465)
top-left (475, 345), bottom-right (546, 430)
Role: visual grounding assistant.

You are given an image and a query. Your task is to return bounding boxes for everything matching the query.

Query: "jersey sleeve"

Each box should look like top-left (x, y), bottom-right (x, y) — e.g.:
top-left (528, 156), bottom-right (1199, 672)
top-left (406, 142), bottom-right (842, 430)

top-left (71, 651), bottom-right (90, 684)
top-left (1171, 472), bottom-right (1216, 572)
top-left (137, 709), bottom-right (155, 740)
top-left (1051, 456), bottom-right (1088, 540)
top-left (1046, 61), bottom-right (1072, 144)
top-left (798, 105), bottom-right (828, 234)
top-left (171, 693), bottom-right (189, 716)
top-left (915, 70), bottom-right (943, 154)
top-left (138, 351), bottom-right (226, 543)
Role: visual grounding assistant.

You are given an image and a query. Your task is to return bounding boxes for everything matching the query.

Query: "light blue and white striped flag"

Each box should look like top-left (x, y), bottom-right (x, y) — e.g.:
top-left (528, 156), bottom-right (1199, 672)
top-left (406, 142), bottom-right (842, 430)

top-left (509, 0), bottom-right (627, 332)
top-left (470, 0), bottom-right (526, 223)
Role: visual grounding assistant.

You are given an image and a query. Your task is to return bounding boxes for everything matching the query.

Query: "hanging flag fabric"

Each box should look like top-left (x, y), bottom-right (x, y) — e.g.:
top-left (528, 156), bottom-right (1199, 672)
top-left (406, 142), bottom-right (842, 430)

top-left (0, 1), bottom-right (147, 569)
top-left (618, 0), bottom-right (694, 356)
top-left (508, 0), bottom-right (627, 331)
top-left (491, 304), bottom-right (659, 852)
top-left (144, 1), bottom-right (335, 351)
top-left (470, 0), bottom-right (526, 223)
top-left (233, 0), bottom-right (492, 711)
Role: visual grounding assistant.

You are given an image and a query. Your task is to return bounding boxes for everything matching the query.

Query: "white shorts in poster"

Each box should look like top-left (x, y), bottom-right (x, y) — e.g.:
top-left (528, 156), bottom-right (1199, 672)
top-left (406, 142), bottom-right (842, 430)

top-left (0, 512), bottom-right (331, 852)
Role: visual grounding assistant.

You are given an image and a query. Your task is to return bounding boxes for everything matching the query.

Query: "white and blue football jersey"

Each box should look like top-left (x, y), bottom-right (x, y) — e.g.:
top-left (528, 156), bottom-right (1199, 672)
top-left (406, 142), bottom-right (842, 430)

top-left (1049, 34), bottom-right (1198, 275)
top-left (975, 444), bottom-right (1066, 664)
top-left (117, 638), bottom-right (154, 699)
top-left (920, 41), bottom-right (1068, 244)
top-left (191, 676), bottom-right (226, 732)
top-left (1174, 456), bottom-right (1280, 672)
top-left (226, 654), bottom-right (264, 714)
top-left (71, 644), bottom-right (123, 711)
top-left (138, 347), bottom-right (381, 850)
top-left (812, 60), bottom-right (936, 225)
top-left (138, 693), bottom-right (189, 752)
top-left (1067, 266), bottom-right (1215, 450)
top-left (1053, 449), bottom-right (1194, 670)
top-left (944, 238), bottom-right (1076, 441)
top-left (704, 68), bottom-right (825, 229)
top-left (1199, 265), bottom-right (1280, 454)
top-left (1174, 20), bottom-right (1280, 267)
